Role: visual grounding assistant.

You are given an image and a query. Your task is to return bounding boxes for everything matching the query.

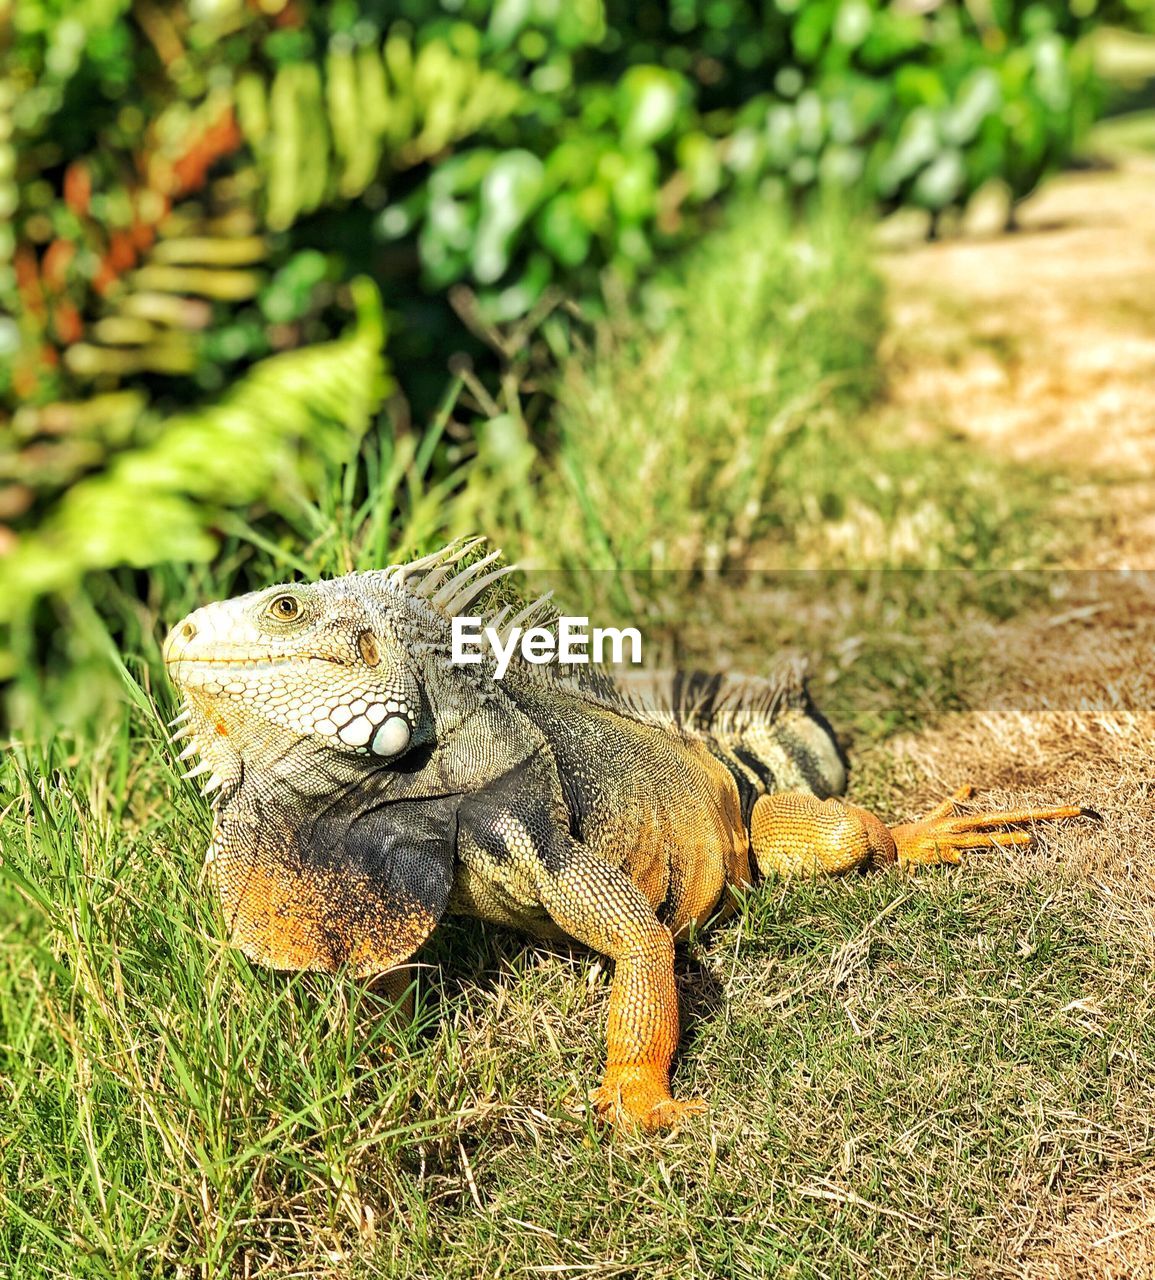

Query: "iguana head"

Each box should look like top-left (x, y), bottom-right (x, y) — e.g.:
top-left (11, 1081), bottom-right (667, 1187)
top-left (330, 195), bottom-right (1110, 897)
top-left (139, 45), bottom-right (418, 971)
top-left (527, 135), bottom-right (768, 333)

top-left (163, 541), bottom-right (532, 793)
top-left (161, 541), bottom-right (545, 977)
top-left (164, 574), bottom-right (426, 796)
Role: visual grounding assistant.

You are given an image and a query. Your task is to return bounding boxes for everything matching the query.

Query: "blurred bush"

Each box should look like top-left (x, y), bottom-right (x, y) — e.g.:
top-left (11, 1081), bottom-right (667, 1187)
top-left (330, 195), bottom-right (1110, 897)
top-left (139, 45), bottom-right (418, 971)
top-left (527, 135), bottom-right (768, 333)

top-left (1, 0), bottom-right (1150, 685)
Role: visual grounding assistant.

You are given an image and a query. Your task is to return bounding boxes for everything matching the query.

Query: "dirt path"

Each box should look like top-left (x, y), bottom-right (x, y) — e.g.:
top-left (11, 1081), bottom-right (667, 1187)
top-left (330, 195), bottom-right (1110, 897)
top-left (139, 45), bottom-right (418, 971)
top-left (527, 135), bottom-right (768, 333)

top-left (880, 157), bottom-right (1155, 566)
top-left (875, 157), bottom-right (1155, 1278)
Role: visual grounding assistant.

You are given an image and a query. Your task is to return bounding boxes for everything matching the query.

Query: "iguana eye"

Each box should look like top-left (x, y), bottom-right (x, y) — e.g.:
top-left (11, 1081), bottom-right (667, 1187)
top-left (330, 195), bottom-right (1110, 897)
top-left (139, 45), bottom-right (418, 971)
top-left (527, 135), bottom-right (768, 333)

top-left (267, 594), bottom-right (301, 622)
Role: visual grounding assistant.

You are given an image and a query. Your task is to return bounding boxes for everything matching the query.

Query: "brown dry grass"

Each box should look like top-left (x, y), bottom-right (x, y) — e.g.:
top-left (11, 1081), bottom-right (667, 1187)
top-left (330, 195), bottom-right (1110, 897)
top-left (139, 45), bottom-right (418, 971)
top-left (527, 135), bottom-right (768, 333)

top-left (1025, 1170), bottom-right (1155, 1280)
top-left (879, 158), bottom-right (1155, 569)
top-left (869, 156), bottom-right (1155, 1277)
top-left (933, 576), bottom-right (1155, 1280)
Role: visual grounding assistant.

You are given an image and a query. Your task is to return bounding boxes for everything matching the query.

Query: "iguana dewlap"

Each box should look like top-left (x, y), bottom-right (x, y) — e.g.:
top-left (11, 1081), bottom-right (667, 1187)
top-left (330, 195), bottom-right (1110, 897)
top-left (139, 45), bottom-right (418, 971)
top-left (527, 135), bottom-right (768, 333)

top-left (163, 541), bottom-right (1089, 1131)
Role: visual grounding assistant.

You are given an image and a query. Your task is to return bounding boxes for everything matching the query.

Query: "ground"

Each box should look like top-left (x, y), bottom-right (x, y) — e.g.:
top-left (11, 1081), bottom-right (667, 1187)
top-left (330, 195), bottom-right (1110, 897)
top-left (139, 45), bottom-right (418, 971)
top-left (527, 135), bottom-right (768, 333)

top-left (881, 159), bottom-right (1155, 568)
top-left (871, 154), bottom-right (1155, 1277)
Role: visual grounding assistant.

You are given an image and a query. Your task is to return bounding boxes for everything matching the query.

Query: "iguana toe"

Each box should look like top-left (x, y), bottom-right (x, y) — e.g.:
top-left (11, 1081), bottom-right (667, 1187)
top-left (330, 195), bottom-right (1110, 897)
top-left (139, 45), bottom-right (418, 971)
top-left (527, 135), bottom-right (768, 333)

top-left (892, 788), bottom-right (1092, 867)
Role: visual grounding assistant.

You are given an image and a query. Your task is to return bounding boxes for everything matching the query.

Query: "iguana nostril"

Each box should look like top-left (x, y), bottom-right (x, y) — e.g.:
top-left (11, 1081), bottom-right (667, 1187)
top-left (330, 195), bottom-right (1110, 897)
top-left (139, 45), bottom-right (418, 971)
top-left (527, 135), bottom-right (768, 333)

top-left (181, 622), bottom-right (197, 641)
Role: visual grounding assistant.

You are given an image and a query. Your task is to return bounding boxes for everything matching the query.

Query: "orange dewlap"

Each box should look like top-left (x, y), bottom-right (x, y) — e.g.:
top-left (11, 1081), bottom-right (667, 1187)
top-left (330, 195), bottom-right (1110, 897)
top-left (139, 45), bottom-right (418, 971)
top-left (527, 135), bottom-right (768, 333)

top-left (211, 847), bottom-right (438, 977)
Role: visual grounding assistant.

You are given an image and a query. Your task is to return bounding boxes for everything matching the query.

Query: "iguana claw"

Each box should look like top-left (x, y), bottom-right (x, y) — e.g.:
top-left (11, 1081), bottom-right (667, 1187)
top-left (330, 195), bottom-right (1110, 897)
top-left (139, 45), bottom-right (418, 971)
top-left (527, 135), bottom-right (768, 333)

top-left (891, 784), bottom-right (1095, 867)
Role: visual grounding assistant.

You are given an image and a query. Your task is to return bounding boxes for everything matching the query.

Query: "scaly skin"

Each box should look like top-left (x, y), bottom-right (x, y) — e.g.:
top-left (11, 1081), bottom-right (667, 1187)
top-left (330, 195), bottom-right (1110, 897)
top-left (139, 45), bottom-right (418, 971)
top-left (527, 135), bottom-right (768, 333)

top-left (163, 541), bottom-right (1093, 1133)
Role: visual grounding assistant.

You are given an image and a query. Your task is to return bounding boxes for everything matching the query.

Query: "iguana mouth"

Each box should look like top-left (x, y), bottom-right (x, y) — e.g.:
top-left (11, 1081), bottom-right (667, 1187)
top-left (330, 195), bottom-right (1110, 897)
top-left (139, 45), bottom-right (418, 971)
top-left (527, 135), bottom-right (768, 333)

top-left (165, 653), bottom-right (343, 670)
top-left (165, 654), bottom-right (346, 692)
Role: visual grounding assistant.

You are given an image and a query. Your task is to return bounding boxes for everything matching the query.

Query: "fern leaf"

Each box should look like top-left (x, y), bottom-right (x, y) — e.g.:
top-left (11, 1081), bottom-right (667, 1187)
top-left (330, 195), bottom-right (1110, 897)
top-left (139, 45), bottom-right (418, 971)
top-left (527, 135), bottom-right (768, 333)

top-left (0, 281), bottom-right (389, 623)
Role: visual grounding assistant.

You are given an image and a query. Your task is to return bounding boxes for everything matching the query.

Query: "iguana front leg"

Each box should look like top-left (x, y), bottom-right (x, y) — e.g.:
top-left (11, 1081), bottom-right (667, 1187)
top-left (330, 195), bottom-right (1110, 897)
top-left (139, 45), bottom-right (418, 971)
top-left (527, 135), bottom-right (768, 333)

top-left (750, 785), bottom-right (1091, 876)
top-left (536, 845), bottom-right (706, 1132)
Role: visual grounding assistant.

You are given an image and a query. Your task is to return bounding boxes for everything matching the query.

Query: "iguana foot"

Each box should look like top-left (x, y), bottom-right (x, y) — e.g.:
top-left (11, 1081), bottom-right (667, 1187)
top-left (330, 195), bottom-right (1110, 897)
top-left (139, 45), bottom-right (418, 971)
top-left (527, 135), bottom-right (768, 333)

top-left (592, 1067), bottom-right (707, 1132)
top-left (891, 784), bottom-right (1095, 867)
top-left (366, 966), bottom-right (417, 1021)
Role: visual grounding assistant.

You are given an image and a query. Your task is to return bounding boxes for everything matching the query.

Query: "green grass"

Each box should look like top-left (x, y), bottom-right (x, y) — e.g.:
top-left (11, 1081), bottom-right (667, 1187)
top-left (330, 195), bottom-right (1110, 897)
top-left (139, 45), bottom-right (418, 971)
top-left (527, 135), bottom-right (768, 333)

top-left (3, 668), bottom-right (1150, 1279)
top-left (0, 200), bottom-right (1112, 1278)
top-left (491, 200), bottom-right (1073, 583)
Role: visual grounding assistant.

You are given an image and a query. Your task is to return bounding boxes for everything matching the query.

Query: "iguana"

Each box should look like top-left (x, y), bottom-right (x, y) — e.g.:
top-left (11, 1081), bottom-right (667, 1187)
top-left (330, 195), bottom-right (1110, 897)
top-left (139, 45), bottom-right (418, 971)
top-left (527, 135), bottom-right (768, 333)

top-left (162, 540), bottom-right (1090, 1131)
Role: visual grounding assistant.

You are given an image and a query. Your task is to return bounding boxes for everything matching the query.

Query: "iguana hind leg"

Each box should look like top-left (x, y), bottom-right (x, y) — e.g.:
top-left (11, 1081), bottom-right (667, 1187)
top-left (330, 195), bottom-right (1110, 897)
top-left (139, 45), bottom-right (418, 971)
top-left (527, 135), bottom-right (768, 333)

top-left (750, 787), bottom-right (1093, 876)
top-left (536, 845), bottom-right (705, 1132)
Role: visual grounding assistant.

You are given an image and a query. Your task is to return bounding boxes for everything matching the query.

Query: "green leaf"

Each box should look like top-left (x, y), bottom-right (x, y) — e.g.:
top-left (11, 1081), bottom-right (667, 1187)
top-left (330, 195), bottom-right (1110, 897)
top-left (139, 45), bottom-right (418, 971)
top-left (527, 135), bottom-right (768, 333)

top-left (535, 193), bottom-right (593, 267)
top-left (912, 149), bottom-right (966, 209)
top-left (676, 131), bottom-right (723, 200)
top-left (617, 66), bottom-right (687, 150)
top-left (877, 106), bottom-right (940, 194)
top-left (600, 149), bottom-right (659, 222)
top-left (944, 69), bottom-right (1002, 146)
top-left (472, 150), bottom-right (546, 284)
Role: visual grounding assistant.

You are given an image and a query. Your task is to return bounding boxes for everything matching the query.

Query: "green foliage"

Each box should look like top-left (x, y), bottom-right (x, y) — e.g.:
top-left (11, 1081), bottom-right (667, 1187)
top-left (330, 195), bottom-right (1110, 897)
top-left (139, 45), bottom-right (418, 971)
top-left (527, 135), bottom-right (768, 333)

top-left (0, 0), bottom-right (1142, 692)
top-left (3, 1), bottom-right (1133, 410)
top-left (0, 281), bottom-right (388, 676)
top-left (235, 32), bottom-right (523, 230)
top-left (375, 0), bottom-right (1117, 321)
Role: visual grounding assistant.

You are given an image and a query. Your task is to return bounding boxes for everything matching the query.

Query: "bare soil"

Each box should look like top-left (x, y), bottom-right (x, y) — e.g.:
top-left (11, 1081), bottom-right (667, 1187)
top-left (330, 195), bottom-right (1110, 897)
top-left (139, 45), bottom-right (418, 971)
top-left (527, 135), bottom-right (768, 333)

top-left (876, 157), bottom-right (1155, 1278)
top-left (880, 158), bottom-right (1155, 568)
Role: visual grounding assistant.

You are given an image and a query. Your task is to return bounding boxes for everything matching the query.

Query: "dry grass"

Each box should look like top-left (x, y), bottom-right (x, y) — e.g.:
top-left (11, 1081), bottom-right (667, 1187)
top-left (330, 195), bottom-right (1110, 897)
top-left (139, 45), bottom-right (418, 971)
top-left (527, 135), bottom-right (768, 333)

top-left (879, 573), bottom-right (1155, 1280)
top-left (862, 153), bottom-right (1155, 1273)
top-left (1026, 1170), bottom-right (1155, 1280)
top-left (877, 158), bottom-right (1155, 569)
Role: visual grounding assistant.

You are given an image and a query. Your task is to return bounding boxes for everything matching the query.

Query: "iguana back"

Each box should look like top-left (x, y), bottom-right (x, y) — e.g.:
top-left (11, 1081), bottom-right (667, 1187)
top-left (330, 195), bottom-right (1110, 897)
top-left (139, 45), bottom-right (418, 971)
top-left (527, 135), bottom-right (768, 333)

top-left (613, 665), bottom-right (848, 800)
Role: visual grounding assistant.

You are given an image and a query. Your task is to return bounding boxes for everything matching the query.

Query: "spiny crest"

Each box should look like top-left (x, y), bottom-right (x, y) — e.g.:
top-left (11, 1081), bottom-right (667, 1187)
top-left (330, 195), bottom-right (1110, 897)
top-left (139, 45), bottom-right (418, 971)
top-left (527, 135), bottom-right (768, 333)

top-left (579, 663), bottom-right (814, 744)
top-left (601, 674), bottom-right (683, 730)
top-left (694, 660), bottom-right (811, 738)
top-left (167, 702), bottom-right (228, 800)
top-left (381, 537), bottom-right (557, 643)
